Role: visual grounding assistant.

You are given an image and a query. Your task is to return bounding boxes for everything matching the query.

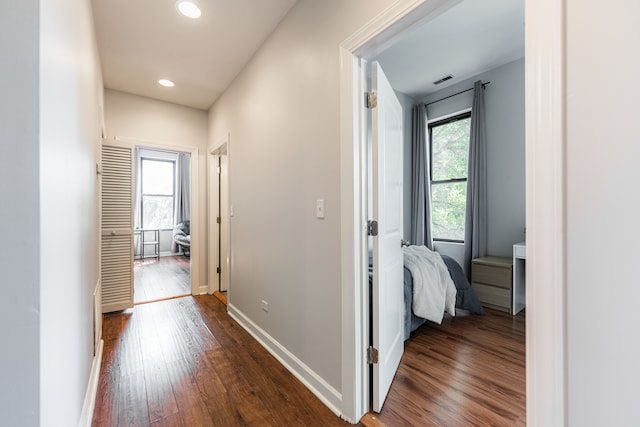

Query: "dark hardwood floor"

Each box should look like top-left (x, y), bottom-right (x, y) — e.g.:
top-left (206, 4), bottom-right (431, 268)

top-left (92, 295), bottom-right (351, 426)
top-left (372, 309), bottom-right (526, 426)
top-left (134, 256), bottom-right (191, 304)
top-left (93, 295), bottom-right (525, 426)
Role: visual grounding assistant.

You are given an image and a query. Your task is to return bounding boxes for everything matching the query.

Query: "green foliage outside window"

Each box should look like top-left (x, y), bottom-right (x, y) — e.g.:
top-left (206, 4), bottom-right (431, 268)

top-left (430, 115), bottom-right (471, 241)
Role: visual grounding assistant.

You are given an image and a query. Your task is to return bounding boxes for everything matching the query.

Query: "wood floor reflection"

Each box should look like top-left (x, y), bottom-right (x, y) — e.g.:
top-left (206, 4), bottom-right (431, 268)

top-left (93, 293), bottom-right (525, 425)
top-left (134, 256), bottom-right (190, 304)
top-left (92, 295), bottom-right (350, 426)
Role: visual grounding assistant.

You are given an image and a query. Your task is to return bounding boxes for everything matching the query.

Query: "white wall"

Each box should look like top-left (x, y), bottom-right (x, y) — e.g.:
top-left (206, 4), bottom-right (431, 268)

top-left (1, 0), bottom-right (104, 425)
top-left (420, 58), bottom-right (526, 260)
top-left (39, 0), bottom-right (104, 425)
top-left (0, 1), bottom-right (40, 424)
top-left (208, 0), bottom-right (400, 412)
top-left (566, 1), bottom-right (640, 425)
top-left (104, 89), bottom-right (209, 286)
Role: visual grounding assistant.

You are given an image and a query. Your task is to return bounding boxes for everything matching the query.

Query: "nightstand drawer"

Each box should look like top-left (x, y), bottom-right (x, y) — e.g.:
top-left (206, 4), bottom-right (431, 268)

top-left (472, 282), bottom-right (511, 312)
top-left (472, 260), bottom-right (512, 289)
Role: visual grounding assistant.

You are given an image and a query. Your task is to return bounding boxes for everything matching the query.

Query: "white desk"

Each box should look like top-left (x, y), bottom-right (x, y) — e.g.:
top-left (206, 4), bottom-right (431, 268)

top-left (512, 241), bottom-right (526, 314)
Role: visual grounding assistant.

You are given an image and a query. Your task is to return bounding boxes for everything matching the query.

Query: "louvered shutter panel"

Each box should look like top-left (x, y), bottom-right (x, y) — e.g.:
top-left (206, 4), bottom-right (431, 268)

top-left (101, 143), bottom-right (134, 313)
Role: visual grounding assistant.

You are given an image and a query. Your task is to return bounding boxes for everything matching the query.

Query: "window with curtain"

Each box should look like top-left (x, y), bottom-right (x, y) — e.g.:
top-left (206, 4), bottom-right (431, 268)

top-left (429, 111), bottom-right (471, 241)
top-left (141, 158), bottom-right (175, 229)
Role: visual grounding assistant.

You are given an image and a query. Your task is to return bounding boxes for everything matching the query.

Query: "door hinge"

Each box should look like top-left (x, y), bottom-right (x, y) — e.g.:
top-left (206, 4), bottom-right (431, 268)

top-left (367, 220), bottom-right (378, 236)
top-left (366, 92), bottom-right (378, 109)
top-left (367, 346), bottom-right (379, 364)
top-left (216, 165), bottom-right (221, 174)
top-left (216, 266), bottom-right (221, 274)
top-left (216, 216), bottom-right (221, 224)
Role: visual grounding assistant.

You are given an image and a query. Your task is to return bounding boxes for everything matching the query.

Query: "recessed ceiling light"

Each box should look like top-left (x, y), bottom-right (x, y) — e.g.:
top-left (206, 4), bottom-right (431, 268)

top-left (176, 1), bottom-right (202, 19)
top-left (158, 79), bottom-right (175, 88)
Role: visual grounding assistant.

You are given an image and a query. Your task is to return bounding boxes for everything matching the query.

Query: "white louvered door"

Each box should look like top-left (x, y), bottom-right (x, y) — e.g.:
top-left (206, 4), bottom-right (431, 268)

top-left (101, 143), bottom-right (134, 313)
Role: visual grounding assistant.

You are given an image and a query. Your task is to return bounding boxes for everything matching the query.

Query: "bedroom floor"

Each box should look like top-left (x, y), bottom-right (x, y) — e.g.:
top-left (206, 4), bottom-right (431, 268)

top-left (369, 308), bottom-right (526, 426)
top-left (134, 255), bottom-right (191, 304)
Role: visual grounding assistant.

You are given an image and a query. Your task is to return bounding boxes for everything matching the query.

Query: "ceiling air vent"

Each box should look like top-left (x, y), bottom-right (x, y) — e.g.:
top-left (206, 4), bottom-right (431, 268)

top-left (433, 74), bottom-right (454, 85)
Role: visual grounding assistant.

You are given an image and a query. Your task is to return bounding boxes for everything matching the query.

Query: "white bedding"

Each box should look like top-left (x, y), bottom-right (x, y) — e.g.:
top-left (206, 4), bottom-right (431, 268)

top-left (403, 245), bottom-right (457, 324)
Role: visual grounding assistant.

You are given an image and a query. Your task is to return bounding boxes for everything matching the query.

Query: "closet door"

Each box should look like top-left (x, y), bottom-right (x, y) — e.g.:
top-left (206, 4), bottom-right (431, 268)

top-left (370, 61), bottom-right (404, 412)
top-left (101, 142), bottom-right (134, 313)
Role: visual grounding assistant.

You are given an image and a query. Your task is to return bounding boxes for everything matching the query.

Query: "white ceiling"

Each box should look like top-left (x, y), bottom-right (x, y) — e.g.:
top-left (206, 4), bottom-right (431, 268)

top-left (372, 0), bottom-right (524, 98)
top-left (92, 0), bottom-right (298, 110)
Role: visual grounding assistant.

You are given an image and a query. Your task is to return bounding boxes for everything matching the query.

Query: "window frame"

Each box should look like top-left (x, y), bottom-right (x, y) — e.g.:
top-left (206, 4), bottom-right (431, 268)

top-left (140, 157), bottom-right (176, 230)
top-left (428, 110), bottom-right (472, 243)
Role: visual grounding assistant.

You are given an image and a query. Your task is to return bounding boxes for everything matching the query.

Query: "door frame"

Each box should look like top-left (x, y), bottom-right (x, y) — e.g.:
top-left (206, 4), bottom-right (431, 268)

top-left (208, 133), bottom-right (231, 297)
top-left (338, 0), bottom-right (567, 424)
top-left (113, 136), bottom-right (201, 296)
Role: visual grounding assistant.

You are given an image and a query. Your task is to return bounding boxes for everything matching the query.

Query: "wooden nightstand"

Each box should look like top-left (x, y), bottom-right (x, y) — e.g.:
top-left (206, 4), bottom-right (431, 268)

top-left (471, 256), bottom-right (513, 314)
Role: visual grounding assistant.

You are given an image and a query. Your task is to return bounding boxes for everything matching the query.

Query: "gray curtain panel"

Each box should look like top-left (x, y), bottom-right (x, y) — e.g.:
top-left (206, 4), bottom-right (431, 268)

top-left (463, 80), bottom-right (488, 276)
top-left (410, 103), bottom-right (433, 249)
top-left (172, 152), bottom-right (191, 252)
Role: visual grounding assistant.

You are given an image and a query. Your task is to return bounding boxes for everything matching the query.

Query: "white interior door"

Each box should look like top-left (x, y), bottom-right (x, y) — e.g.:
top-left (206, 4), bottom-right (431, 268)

top-left (101, 142), bottom-right (134, 313)
top-left (370, 61), bottom-right (404, 412)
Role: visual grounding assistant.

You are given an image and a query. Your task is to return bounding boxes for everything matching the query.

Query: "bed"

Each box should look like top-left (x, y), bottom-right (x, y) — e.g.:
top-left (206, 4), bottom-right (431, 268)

top-left (404, 248), bottom-right (485, 339)
top-left (370, 245), bottom-right (484, 340)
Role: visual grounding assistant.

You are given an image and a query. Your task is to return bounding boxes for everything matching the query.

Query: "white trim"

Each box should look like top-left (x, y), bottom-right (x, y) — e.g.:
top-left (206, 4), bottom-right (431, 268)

top-left (112, 136), bottom-right (201, 296)
top-left (338, 0), bottom-right (461, 422)
top-left (525, 0), bottom-right (567, 425)
top-left (339, 47), bottom-right (368, 423)
top-left (78, 339), bottom-right (104, 427)
top-left (194, 285), bottom-right (209, 295)
top-left (342, 0), bottom-right (462, 56)
top-left (227, 304), bottom-right (343, 418)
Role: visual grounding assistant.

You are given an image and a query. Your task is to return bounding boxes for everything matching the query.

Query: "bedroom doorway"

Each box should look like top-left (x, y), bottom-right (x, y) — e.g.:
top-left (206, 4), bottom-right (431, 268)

top-left (209, 135), bottom-right (230, 305)
top-left (133, 146), bottom-right (193, 304)
top-left (339, 0), bottom-right (529, 421)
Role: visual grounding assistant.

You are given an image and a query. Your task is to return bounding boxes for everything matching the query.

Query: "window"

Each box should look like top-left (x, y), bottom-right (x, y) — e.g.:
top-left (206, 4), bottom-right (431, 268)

top-left (429, 112), bottom-right (471, 241)
top-left (141, 158), bottom-right (175, 229)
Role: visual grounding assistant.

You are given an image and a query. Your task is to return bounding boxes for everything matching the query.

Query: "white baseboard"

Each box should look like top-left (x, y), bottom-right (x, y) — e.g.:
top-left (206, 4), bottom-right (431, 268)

top-left (195, 285), bottom-right (209, 295)
top-left (78, 339), bottom-right (104, 427)
top-left (227, 304), bottom-right (343, 417)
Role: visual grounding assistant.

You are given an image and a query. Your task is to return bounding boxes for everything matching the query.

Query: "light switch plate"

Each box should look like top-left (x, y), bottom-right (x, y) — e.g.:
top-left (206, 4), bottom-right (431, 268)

top-left (316, 199), bottom-right (325, 219)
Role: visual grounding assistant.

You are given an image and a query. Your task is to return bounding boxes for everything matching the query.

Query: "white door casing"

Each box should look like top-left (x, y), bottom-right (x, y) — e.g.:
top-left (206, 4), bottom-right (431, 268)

top-left (100, 142), bottom-right (134, 313)
top-left (370, 61), bottom-right (404, 412)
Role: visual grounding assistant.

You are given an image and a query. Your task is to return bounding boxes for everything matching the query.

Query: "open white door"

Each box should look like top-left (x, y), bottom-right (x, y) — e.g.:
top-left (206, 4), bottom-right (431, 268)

top-left (101, 142), bottom-right (134, 313)
top-left (370, 61), bottom-right (404, 412)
